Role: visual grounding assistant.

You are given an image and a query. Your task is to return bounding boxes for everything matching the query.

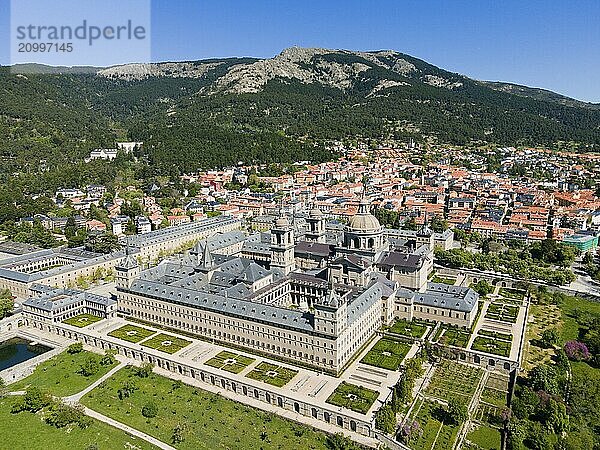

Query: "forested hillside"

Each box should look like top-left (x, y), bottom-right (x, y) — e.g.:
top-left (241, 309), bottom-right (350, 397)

top-left (1, 47), bottom-right (599, 177)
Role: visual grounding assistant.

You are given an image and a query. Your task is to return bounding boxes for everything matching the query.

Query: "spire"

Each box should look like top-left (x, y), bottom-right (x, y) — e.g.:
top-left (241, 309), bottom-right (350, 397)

top-left (198, 238), bottom-right (213, 269)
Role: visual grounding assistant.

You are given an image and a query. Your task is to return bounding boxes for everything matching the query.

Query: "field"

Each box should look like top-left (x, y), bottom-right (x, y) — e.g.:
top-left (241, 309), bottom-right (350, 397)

top-left (204, 351), bottom-right (255, 374)
top-left (403, 398), bottom-right (460, 450)
top-left (360, 338), bottom-right (411, 371)
top-left (245, 362), bottom-right (298, 387)
top-left (466, 424), bottom-right (502, 450)
top-left (9, 350), bottom-right (118, 397)
top-left (388, 319), bottom-right (428, 339)
top-left (425, 360), bottom-right (483, 405)
top-left (0, 396), bottom-right (157, 450)
top-left (325, 381), bottom-right (379, 415)
top-left (108, 324), bottom-right (156, 343)
top-left (436, 326), bottom-right (471, 348)
top-left (471, 336), bottom-right (511, 358)
top-left (81, 366), bottom-right (331, 450)
top-left (140, 333), bottom-right (192, 354)
top-left (62, 314), bottom-right (103, 328)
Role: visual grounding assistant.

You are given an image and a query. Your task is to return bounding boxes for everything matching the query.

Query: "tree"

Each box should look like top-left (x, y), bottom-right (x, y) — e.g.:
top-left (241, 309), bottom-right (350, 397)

top-left (84, 233), bottom-right (121, 254)
top-left (563, 341), bottom-right (591, 361)
top-left (540, 398), bottom-right (568, 433)
top-left (0, 377), bottom-right (6, 398)
top-left (446, 399), bottom-right (468, 425)
top-left (0, 289), bottom-right (14, 319)
top-left (529, 364), bottom-right (560, 395)
top-left (79, 356), bottom-right (100, 377)
top-left (134, 362), bottom-right (154, 378)
top-left (141, 402), bottom-right (158, 418)
top-left (100, 349), bottom-right (117, 366)
top-left (46, 402), bottom-right (91, 429)
top-left (375, 403), bottom-right (396, 434)
top-left (471, 280), bottom-right (493, 297)
top-left (67, 342), bottom-right (83, 354)
top-left (325, 433), bottom-right (361, 450)
top-left (118, 380), bottom-right (138, 400)
top-left (540, 329), bottom-right (559, 348)
top-left (23, 387), bottom-right (51, 412)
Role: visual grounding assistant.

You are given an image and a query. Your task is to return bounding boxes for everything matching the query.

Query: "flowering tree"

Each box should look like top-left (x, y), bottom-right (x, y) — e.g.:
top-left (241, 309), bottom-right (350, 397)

top-left (399, 419), bottom-right (422, 443)
top-left (564, 340), bottom-right (591, 361)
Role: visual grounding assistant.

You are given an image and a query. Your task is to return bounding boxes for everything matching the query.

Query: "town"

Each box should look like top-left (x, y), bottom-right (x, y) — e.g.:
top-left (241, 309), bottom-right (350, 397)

top-left (1, 139), bottom-right (599, 450)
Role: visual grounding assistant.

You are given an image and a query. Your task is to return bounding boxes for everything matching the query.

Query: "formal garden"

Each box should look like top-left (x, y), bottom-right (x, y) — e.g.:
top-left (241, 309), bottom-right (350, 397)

top-left (204, 350), bottom-right (255, 374)
top-left (485, 303), bottom-right (518, 323)
top-left (62, 313), bottom-right (103, 328)
top-left (108, 324), bottom-right (156, 343)
top-left (81, 365), bottom-right (335, 449)
top-left (433, 325), bottom-right (471, 348)
top-left (360, 338), bottom-right (411, 371)
top-left (325, 381), bottom-right (379, 415)
top-left (245, 362), bottom-right (298, 387)
top-left (499, 288), bottom-right (525, 301)
top-left (140, 333), bottom-right (192, 354)
top-left (424, 360), bottom-right (483, 405)
top-left (430, 275), bottom-right (456, 285)
top-left (388, 318), bottom-right (428, 339)
top-left (471, 336), bottom-right (511, 358)
top-left (9, 347), bottom-right (118, 396)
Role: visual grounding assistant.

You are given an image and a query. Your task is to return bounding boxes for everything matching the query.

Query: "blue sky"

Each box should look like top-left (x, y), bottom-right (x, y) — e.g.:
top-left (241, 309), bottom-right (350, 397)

top-left (1, 0), bottom-right (599, 102)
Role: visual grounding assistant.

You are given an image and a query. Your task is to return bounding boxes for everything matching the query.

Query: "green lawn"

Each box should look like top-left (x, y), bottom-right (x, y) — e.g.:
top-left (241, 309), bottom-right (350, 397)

top-left (485, 303), bottom-right (518, 323)
top-left (466, 424), bottom-right (502, 450)
top-left (478, 329), bottom-right (512, 342)
top-left (480, 387), bottom-right (508, 408)
top-left (431, 275), bottom-right (456, 285)
top-left (62, 313), bottom-right (103, 328)
top-left (245, 362), bottom-right (298, 387)
top-left (471, 336), bottom-right (511, 358)
top-left (388, 319), bottom-right (428, 338)
top-left (438, 326), bottom-right (471, 348)
top-left (81, 366), bottom-right (331, 450)
top-left (108, 324), bottom-right (156, 343)
top-left (499, 287), bottom-right (524, 300)
top-left (0, 396), bottom-right (157, 450)
top-left (10, 350), bottom-right (118, 397)
top-left (325, 381), bottom-right (379, 415)
top-left (140, 333), bottom-right (192, 354)
top-left (204, 351), bottom-right (255, 374)
top-left (403, 398), bottom-right (460, 450)
top-left (425, 360), bottom-right (483, 405)
top-left (558, 294), bottom-right (600, 343)
top-left (360, 338), bottom-right (411, 371)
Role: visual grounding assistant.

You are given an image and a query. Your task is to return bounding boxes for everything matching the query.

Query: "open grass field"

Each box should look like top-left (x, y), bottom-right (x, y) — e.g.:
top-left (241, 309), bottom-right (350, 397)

top-left (325, 381), bottom-right (379, 415)
top-left (62, 313), bottom-right (103, 328)
top-left (0, 396), bottom-right (157, 450)
top-left (437, 326), bottom-right (471, 348)
top-left (140, 333), bottom-right (192, 354)
top-left (81, 366), bottom-right (331, 450)
top-left (425, 360), bottom-right (483, 405)
top-left (9, 350), bottom-right (118, 397)
top-left (108, 324), bottom-right (156, 343)
top-left (471, 336), bottom-right (511, 358)
top-left (360, 338), bottom-right (411, 371)
top-left (245, 362), bottom-right (298, 387)
top-left (388, 319), bottom-right (428, 339)
top-left (204, 350), bottom-right (255, 374)
top-left (403, 398), bottom-right (460, 450)
top-left (466, 424), bottom-right (502, 450)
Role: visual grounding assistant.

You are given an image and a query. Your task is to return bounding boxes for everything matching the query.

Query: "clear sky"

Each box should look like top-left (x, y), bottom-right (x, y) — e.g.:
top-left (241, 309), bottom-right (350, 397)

top-left (1, 0), bottom-right (598, 102)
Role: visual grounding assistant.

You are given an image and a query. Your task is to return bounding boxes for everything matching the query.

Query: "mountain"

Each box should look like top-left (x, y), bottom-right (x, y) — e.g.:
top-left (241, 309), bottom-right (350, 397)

top-left (1, 47), bottom-right (599, 175)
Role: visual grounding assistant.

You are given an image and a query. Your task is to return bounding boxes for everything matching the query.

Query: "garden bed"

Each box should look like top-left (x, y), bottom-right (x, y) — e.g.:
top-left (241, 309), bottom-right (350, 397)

top-left (108, 324), bottom-right (156, 343)
top-left (140, 333), bottom-right (191, 354)
top-left (62, 314), bottom-right (103, 328)
top-left (204, 351), bottom-right (255, 374)
top-left (360, 338), bottom-right (411, 371)
top-left (245, 362), bottom-right (298, 387)
top-left (325, 381), bottom-right (379, 415)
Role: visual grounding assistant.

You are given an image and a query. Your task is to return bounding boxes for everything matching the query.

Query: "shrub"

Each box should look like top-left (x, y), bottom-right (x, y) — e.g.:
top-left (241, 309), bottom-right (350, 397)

top-left (67, 342), bottom-right (83, 354)
top-left (142, 402), bottom-right (158, 418)
top-left (564, 341), bottom-right (591, 361)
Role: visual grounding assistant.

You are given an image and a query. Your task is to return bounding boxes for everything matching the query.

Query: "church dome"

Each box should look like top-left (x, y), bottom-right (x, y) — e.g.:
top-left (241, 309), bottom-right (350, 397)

top-left (275, 216), bottom-right (290, 228)
top-left (347, 197), bottom-right (381, 233)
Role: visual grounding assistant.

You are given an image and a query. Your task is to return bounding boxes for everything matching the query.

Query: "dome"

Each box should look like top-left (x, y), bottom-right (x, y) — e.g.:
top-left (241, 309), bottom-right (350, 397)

top-left (347, 197), bottom-right (381, 233)
top-left (275, 216), bottom-right (290, 228)
top-left (309, 208), bottom-right (323, 218)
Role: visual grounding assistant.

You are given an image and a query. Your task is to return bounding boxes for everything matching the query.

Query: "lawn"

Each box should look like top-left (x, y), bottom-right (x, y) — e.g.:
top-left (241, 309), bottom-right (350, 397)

top-left (558, 294), bottom-right (600, 343)
top-left (62, 313), bottom-right (103, 328)
top-left (140, 333), bottom-right (192, 354)
top-left (499, 288), bottom-right (524, 300)
top-left (360, 338), bottom-right (411, 371)
top-left (437, 326), bottom-right (471, 348)
top-left (245, 362), bottom-right (298, 387)
top-left (471, 336), bottom-right (511, 358)
top-left (204, 351), bottom-right (255, 374)
top-left (0, 396), bottom-right (157, 450)
top-left (81, 366), bottom-right (331, 450)
top-left (425, 360), bottom-right (483, 405)
top-left (480, 387), bottom-right (508, 408)
top-left (403, 398), bottom-right (461, 450)
top-left (485, 303), bottom-right (518, 323)
top-left (431, 275), bottom-right (456, 285)
top-left (478, 329), bottom-right (512, 342)
top-left (388, 319), bottom-right (428, 339)
top-left (108, 324), bottom-right (156, 343)
top-left (9, 350), bottom-right (119, 397)
top-left (325, 381), bottom-right (379, 415)
top-left (466, 424), bottom-right (502, 450)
